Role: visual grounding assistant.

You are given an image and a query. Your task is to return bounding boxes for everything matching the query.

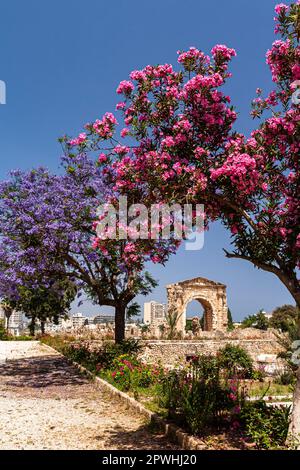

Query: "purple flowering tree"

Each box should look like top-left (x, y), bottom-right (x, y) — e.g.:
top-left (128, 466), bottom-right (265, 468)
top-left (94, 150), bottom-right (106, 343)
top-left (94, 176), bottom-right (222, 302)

top-left (0, 155), bottom-right (176, 342)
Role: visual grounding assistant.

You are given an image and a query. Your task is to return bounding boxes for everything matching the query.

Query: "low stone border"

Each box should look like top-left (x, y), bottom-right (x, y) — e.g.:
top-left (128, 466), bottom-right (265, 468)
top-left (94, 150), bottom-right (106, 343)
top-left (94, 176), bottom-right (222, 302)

top-left (41, 342), bottom-right (205, 450)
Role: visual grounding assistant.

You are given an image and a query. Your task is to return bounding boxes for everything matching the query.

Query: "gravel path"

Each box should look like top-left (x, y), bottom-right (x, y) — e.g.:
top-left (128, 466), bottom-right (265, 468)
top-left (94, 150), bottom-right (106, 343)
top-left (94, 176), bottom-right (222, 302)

top-left (0, 341), bottom-right (177, 450)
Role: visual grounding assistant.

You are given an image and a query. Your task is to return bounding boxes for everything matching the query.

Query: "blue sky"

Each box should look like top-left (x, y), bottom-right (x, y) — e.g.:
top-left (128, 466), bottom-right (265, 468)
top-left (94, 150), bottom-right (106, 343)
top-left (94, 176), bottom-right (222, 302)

top-left (0, 0), bottom-right (295, 320)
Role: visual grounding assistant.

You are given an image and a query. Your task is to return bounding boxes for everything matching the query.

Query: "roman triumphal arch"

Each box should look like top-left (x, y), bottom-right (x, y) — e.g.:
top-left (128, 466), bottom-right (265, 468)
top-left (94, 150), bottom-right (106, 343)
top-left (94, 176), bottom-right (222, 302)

top-left (166, 277), bottom-right (228, 333)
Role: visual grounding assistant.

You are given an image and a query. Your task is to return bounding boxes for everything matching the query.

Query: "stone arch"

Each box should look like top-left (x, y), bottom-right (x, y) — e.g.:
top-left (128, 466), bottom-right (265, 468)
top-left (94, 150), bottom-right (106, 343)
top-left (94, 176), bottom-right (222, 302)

top-left (166, 277), bottom-right (228, 334)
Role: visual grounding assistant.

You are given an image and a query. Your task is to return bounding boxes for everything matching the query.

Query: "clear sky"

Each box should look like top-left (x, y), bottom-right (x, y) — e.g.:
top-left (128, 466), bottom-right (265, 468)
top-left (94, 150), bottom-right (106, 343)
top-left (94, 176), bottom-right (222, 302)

top-left (0, 0), bottom-right (295, 321)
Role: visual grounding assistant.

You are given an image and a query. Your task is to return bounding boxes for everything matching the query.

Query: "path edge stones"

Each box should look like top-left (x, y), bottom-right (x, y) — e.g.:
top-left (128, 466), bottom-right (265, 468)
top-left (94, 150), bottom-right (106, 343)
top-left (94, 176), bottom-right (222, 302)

top-left (41, 342), bottom-right (204, 451)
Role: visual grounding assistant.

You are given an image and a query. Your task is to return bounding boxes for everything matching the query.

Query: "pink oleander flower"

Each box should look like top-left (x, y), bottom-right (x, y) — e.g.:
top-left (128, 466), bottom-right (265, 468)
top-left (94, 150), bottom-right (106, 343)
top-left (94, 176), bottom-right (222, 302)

top-left (161, 136), bottom-right (175, 148)
top-left (116, 101), bottom-right (126, 110)
top-left (117, 80), bottom-right (135, 95)
top-left (120, 127), bottom-right (129, 138)
top-left (130, 69), bottom-right (146, 81)
top-left (274, 3), bottom-right (289, 15)
top-left (114, 144), bottom-right (129, 155)
top-left (98, 153), bottom-right (107, 163)
top-left (211, 44), bottom-right (237, 60)
top-left (292, 65), bottom-right (300, 80)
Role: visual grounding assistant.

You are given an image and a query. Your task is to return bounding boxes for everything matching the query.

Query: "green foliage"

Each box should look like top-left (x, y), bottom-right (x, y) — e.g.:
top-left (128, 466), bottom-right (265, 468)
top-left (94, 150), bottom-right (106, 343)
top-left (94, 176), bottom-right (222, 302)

top-left (269, 304), bottom-right (299, 340)
top-left (217, 344), bottom-right (254, 378)
top-left (0, 320), bottom-right (8, 340)
top-left (107, 354), bottom-right (164, 391)
top-left (126, 302), bottom-right (140, 320)
top-left (160, 355), bottom-right (238, 434)
top-left (17, 279), bottom-right (77, 334)
top-left (240, 401), bottom-right (291, 449)
top-left (62, 338), bottom-right (142, 372)
top-left (140, 324), bottom-right (150, 334)
top-left (227, 308), bottom-right (234, 331)
top-left (241, 310), bottom-right (269, 330)
top-left (165, 305), bottom-right (182, 339)
top-left (275, 370), bottom-right (296, 386)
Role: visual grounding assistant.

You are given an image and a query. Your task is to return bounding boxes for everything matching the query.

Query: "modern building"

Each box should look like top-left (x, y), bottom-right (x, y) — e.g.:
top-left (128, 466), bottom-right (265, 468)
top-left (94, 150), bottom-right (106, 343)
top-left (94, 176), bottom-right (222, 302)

top-left (71, 312), bottom-right (88, 328)
top-left (93, 314), bottom-right (115, 324)
top-left (9, 311), bottom-right (24, 329)
top-left (143, 301), bottom-right (167, 325)
top-left (0, 308), bottom-right (25, 336)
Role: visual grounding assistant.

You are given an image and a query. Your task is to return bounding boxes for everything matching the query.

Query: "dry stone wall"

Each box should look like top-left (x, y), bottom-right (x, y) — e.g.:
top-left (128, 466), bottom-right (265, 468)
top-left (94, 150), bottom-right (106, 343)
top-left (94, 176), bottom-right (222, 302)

top-left (138, 328), bottom-right (286, 375)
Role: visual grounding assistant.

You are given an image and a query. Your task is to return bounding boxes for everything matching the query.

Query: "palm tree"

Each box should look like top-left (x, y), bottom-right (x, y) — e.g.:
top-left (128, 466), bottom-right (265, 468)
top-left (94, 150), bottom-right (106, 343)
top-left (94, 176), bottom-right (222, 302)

top-left (165, 306), bottom-right (182, 339)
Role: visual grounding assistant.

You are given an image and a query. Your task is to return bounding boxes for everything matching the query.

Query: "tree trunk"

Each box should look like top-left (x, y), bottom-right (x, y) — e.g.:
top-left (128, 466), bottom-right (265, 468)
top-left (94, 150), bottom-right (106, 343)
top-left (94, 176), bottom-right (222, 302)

top-left (289, 365), bottom-right (300, 447)
top-left (115, 304), bottom-right (126, 344)
top-left (5, 313), bottom-right (12, 333)
top-left (29, 319), bottom-right (35, 336)
top-left (288, 296), bottom-right (300, 447)
top-left (41, 321), bottom-right (45, 335)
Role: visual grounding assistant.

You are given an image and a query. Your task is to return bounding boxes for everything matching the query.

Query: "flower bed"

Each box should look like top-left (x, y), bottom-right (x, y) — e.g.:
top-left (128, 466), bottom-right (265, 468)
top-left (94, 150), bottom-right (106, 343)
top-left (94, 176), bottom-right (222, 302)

top-left (41, 335), bottom-right (293, 449)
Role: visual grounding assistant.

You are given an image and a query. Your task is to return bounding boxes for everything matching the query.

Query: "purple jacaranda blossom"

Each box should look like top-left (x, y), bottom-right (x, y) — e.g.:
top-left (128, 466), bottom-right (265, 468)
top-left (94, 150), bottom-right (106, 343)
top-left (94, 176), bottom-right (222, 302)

top-left (0, 153), bottom-right (177, 341)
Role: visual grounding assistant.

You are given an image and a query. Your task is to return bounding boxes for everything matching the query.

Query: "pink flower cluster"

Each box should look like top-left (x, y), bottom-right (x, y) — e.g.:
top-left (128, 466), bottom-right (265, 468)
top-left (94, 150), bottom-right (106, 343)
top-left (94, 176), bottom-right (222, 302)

top-left (92, 112), bottom-right (118, 139)
top-left (274, 3), bottom-right (289, 15)
top-left (69, 132), bottom-right (87, 146)
top-left (177, 46), bottom-right (206, 66)
top-left (210, 153), bottom-right (258, 193)
top-left (117, 80), bottom-right (135, 95)
top-left (184, 73), bottom-right (224, 94)
top-left (266, 39), bottom-right (291, 82)
top-left (211, 44), bottom-right (237, 61)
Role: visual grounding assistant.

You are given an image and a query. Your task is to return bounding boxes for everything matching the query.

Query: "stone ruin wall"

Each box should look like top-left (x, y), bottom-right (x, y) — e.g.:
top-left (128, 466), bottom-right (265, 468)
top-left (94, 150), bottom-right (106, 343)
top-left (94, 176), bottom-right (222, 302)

top-left (137, 328), bottom-right (286, 375)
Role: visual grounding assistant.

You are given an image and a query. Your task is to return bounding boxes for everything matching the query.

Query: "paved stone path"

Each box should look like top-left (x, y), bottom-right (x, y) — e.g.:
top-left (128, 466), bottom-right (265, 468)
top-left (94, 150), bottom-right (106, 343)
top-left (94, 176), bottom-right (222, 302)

top-left (0, 341), bottom-right (177, 450)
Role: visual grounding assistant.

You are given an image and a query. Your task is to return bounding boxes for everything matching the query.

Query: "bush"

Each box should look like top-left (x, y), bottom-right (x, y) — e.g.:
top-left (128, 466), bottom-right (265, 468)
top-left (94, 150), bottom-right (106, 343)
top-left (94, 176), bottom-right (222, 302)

top-left (217, 344), bottom-right (254, 378)
top-left (92, 338), bottom-right (142, 370)
top-left (275, 370), bottom-right (296, 386)
top-left (107, 354), bottom-right (164, 391)
top-left (0, 320), bottom-right (8, 340)
top-left (240, 401), bottom-right (291, 449)
top-left (160, 355), bottom-right (239, 434)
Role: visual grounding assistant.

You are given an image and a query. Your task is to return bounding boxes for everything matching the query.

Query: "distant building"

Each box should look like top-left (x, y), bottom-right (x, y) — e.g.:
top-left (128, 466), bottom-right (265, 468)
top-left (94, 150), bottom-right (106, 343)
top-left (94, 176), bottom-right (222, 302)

top-left (0, 308), bottom-right (25, 336)
top-left (72, 312), bottom-right (88, 328)
top-left (262, 310), bottom-right (273, 320)
top-left (93, 314), bottom-right (115, 324)
top-left (0, 307), bottom-right (5, 322)
top-left (10, 311), bottom-right (24, 329)
top-left (144, 301), bottom-right (166, 325)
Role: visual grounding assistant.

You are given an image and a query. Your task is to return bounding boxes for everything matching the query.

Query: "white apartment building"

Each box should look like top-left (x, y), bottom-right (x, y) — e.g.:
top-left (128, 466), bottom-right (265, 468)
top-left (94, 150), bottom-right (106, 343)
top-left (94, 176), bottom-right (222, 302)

top-left (0, 308), bottom-right (25, 336)
top-left (71, 312), bottom-right (88, 328)
top-left (144, 301), bottom-right (167, 325)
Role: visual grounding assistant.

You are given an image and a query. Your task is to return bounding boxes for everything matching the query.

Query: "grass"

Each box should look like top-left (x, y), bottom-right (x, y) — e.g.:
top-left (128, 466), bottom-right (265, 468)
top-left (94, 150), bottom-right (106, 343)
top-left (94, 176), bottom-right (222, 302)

top-left (245, 381), bottom-right (293, 398)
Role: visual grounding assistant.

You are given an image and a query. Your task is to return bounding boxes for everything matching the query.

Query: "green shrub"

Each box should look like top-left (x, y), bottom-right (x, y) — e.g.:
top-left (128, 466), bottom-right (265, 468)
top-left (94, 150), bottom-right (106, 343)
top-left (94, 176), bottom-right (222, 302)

top-left (107, 354), bottom-right (164, 391)
top-left (217, 344), bottom-right (254, 378)
top-left (240, 401), bottom-right (291, 449)
top-left (160, 355), bottom-right (238, 434)
top-left (0, 320), bottom-right (8, 340)
top-left (275, 370), bottom-right (296, 386)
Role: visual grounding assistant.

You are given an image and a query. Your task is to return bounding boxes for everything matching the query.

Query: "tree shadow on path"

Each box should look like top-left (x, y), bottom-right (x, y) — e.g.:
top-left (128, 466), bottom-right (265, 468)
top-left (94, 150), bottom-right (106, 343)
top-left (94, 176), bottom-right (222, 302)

top-left (0, 356), bottom-right (87, 390)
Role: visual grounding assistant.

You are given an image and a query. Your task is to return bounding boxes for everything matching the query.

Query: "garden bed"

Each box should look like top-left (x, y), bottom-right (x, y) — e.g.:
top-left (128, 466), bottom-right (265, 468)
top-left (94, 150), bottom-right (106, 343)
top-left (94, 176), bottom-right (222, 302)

top-left (40, 335), bottom-right (293, 450)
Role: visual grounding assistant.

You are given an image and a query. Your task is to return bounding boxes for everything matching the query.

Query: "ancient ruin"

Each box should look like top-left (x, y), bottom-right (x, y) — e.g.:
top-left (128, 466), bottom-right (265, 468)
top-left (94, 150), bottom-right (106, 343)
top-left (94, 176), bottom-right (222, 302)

top-left (166, 277), bottom-right (228, 334)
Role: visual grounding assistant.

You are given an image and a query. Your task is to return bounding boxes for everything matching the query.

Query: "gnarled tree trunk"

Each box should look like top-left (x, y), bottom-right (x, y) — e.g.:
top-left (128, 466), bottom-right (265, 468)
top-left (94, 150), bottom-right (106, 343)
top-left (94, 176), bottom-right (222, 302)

top-left (29, 318), bottom-right (36, 336)
top-left (289, 365), bottom-right (300, 447)
top-left (115, 303), bottom-right (126, 344)
top-left (288, 297), bottom-right (300, 447)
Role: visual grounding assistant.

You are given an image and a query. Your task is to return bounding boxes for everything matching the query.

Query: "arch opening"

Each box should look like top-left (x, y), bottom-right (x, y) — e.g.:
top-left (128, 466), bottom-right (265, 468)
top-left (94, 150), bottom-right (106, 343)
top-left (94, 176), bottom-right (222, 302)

top-left (185, 298), bottom-right (213, 332)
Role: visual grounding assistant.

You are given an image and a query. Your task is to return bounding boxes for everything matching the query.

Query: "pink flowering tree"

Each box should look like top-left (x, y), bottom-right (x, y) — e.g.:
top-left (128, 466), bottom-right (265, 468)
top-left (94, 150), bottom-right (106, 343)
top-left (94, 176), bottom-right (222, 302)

top-left (64, 2), bottom-right (300, 437)
top-left (66, 4), bottom-right (299, 307)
